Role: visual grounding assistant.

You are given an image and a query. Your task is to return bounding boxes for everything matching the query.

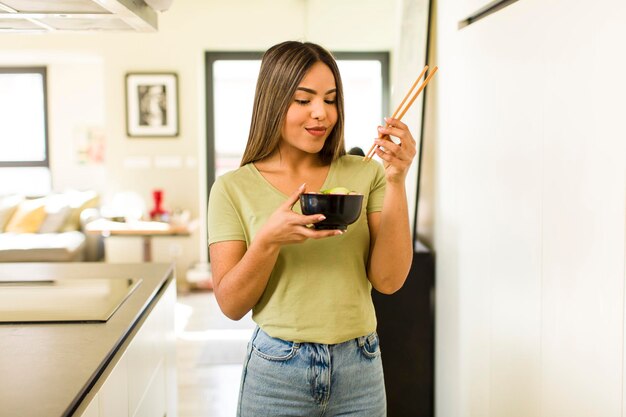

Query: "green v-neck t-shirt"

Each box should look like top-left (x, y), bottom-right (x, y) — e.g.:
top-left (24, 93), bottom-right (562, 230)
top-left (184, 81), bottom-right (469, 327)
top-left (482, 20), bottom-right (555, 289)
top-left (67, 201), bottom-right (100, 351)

top-left (208, 155), bottom-right (386, 344)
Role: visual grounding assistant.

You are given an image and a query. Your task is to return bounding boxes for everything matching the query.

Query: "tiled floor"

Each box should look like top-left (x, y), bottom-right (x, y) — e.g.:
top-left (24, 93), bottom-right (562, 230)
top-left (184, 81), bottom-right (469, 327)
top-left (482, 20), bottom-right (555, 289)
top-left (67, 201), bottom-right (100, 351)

top-left (176, 290), bottom-right (255, 417)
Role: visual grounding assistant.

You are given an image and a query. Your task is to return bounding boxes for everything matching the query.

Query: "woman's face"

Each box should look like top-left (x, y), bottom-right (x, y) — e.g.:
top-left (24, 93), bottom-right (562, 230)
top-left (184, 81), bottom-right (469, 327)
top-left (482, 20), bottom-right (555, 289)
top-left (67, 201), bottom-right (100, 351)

top-left (280, 61), bottom-right (338, 156)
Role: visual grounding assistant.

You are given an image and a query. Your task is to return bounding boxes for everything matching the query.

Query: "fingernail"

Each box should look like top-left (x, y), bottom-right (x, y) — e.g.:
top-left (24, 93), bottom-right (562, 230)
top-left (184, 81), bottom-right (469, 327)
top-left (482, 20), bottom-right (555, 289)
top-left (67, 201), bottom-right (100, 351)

top-left (377, 126), bottom-right (384, 131)
top-left (319, 215), bottom-right (326, 221)
top-left (384, 117), bottom-right (391, 122)
top-left (336, 230), bottom-right (344, 235)
top-left (300, 183), bottom-right (306, 189)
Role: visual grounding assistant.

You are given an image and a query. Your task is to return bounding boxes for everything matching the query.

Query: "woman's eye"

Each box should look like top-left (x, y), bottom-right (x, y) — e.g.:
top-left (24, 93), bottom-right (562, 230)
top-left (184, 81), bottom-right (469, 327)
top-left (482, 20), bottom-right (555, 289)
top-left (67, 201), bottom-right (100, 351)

top-left (295, 99), bottom-right (309, 105)
top-left (325, 99), bottom-right (336, 105)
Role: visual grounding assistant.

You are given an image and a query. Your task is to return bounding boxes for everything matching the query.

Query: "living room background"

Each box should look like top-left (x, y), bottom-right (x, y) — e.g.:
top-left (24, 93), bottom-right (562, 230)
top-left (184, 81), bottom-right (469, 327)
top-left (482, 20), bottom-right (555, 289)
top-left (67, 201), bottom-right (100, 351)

top-left (0, 0), bottom-right (426, 281)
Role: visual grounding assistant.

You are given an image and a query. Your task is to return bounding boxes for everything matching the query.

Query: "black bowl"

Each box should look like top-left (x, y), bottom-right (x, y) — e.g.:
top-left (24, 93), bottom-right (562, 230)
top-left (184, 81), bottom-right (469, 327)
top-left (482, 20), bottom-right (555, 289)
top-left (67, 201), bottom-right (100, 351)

top-left (300, 193), bottom-right (364, 231)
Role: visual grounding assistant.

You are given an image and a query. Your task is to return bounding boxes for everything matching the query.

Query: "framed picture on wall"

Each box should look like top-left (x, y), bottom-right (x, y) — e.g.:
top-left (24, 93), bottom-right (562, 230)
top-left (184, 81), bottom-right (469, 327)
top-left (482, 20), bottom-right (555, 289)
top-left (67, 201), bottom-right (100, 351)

top-left (125, 72), bottom-right (179, 137)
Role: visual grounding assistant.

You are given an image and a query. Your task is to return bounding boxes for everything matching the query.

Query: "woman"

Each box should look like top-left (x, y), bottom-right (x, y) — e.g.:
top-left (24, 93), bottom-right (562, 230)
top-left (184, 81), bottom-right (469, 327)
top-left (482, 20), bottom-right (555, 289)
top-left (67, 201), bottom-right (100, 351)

top-left (208, 41), bottom-right (415, 417)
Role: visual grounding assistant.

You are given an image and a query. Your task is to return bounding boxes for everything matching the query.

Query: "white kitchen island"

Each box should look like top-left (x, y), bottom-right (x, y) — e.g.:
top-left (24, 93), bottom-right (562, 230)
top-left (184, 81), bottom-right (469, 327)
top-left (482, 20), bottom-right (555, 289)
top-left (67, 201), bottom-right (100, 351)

top-left (0, 262), bottom-right (177, 417)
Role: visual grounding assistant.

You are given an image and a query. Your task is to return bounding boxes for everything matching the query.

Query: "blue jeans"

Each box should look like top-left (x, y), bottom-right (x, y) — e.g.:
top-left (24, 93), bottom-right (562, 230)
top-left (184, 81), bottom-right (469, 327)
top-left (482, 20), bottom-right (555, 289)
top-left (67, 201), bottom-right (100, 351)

top-left (237, 327), bottom-right (386, 417)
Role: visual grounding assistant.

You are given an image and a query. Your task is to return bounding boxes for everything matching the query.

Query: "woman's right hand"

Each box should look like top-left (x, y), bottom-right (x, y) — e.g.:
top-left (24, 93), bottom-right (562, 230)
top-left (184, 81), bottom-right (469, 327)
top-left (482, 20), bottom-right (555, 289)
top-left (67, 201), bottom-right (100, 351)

top-left (256, 183), bottom-right (342, 248)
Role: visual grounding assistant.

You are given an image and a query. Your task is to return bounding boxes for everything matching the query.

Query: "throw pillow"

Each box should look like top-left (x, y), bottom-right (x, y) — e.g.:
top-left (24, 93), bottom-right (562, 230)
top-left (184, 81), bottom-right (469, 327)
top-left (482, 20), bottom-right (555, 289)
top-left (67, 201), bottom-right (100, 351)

top-left (38, 194), bottom-right (71, 233)
top-left (39, 206), bottom-right (72, 233)
top-left (60, 190), bottom-right (99, 232)
top-left (0, 195), bottom-right (24, 232)
top-left (4, 198), bottom-right (47, 233)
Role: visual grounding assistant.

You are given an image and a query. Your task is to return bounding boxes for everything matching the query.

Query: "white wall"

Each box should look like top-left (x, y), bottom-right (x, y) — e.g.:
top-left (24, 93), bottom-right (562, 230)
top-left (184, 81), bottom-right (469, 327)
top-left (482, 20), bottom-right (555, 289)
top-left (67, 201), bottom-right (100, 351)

top-left (433, 0), bottom-right (626, 416)
top-left (0, 0), bottom-right (406, 280)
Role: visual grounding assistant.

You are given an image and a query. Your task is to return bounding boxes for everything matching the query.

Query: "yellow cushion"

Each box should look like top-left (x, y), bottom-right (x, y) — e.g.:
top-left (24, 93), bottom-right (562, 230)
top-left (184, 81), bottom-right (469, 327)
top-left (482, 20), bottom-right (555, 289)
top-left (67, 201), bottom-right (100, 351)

top-left (4, 198), bottom-right (47, 233)
top-left (0, 195), bottom-right (24, 232)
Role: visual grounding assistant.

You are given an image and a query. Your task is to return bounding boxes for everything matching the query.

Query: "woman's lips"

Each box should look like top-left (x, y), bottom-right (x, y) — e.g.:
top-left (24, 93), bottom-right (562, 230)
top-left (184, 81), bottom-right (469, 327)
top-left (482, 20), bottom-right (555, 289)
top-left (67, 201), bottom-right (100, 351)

top-left (305, 127), bottom-right (327, 137)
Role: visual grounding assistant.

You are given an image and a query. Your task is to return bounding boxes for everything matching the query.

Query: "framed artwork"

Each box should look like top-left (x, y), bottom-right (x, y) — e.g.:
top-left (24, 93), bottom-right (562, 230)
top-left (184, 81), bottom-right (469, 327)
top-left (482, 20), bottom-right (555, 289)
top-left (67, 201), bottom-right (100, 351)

top-left (125, 72), bottom-right (179, 137)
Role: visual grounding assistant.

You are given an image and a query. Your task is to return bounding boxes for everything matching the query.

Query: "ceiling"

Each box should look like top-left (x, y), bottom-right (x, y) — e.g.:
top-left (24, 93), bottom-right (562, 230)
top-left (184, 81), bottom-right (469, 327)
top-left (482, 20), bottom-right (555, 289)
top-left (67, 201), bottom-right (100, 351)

top-left (0, 0), bottom-right (159, 32)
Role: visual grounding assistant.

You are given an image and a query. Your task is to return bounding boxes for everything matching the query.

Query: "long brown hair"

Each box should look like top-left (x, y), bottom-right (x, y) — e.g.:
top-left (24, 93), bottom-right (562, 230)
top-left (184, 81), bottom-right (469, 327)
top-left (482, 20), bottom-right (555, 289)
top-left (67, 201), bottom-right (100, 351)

top-left (240, 41), bottom-right (346, 166)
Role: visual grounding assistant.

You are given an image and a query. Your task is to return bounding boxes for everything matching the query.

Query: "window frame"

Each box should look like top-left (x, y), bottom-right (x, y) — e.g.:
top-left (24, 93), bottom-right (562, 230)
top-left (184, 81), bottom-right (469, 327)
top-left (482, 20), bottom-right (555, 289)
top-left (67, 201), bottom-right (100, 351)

top-left (0, 66), bottom-right (50, 168)
top-left (204, 51), bottom-right (263, 196)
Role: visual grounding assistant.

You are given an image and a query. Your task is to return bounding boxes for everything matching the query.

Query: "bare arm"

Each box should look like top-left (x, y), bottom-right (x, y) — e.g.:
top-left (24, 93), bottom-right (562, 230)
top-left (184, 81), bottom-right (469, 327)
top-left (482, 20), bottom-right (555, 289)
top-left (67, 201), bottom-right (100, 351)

top-left (209, 239), bottom-right (278, 321)
top-left (210, 184), bottom-right (342, 320)
top-left (366, 118), bottom-right (416, 294)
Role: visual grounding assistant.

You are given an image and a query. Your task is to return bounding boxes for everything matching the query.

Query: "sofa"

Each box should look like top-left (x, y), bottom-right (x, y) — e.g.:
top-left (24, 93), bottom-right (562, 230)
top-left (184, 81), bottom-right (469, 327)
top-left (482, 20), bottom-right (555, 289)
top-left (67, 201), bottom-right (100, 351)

top-left (0, 190), bottom-right (103, 262)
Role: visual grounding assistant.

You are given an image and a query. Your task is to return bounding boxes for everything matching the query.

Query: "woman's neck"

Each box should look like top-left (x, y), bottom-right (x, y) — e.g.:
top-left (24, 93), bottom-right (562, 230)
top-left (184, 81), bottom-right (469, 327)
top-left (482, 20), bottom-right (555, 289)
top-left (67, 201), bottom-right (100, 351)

top-left (253, 147), bottom-right (331, 195)
top-left (256, 147), bottom-right (325, 174)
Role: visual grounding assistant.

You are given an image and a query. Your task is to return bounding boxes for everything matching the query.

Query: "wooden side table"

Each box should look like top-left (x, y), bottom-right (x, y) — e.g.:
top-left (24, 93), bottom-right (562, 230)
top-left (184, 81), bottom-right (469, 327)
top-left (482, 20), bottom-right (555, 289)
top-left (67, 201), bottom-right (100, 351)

top-left (85, 219), bottom-right (192, 262)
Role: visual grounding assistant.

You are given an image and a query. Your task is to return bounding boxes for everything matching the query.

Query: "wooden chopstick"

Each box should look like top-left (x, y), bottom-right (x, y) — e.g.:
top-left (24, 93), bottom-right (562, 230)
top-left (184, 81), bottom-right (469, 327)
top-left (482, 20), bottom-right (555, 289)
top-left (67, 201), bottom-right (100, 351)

top-left (394, 66), bottom-right (438, 121)
top-left (363, 66), bottom-right (427, 161)
top-left (364, 66), bottom-right (438, 161)
top-left (363, 65), bottom-right (439, 162)
top-left (388, 66), bottom-right (429, 121)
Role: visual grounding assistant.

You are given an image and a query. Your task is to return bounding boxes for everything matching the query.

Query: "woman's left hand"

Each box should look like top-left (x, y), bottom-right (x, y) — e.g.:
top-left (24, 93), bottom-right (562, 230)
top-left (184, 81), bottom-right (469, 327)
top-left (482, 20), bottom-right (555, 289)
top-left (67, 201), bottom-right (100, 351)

top-left (374, 117), bottom-right (417, 184)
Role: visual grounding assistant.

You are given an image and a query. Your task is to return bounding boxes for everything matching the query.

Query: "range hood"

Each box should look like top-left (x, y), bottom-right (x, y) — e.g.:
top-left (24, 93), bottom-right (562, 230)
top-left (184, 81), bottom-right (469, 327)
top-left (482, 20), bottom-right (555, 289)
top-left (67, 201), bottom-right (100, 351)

top-left (0, 0), bottom-right (166, 32)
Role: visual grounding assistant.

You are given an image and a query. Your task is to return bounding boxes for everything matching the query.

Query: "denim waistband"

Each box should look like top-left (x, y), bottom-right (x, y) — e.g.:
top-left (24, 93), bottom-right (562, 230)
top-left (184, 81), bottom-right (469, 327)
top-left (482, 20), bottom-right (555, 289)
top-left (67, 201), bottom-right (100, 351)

top-left (256, 326), bottom-right (376, 347)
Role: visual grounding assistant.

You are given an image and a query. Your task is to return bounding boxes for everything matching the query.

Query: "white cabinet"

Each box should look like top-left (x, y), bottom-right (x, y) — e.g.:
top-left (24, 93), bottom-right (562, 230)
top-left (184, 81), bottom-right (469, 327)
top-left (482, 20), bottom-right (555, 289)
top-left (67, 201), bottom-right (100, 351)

top-left (75, 278), bottom-right (177, 417)
top-left (80, 395), bottom-right (99, 417)
top-left (435, 0), bottom-right (626, 415)
top-left (99, 356), bottom-right (129, 417)
top-left (134, 360), bottom-right (166, 417)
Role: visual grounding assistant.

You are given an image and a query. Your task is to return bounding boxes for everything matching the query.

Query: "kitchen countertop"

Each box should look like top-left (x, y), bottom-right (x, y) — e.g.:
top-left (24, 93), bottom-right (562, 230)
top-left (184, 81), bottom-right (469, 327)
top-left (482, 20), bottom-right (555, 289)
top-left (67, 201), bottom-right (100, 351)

top-left (0, 262), bottom-right (174, 417)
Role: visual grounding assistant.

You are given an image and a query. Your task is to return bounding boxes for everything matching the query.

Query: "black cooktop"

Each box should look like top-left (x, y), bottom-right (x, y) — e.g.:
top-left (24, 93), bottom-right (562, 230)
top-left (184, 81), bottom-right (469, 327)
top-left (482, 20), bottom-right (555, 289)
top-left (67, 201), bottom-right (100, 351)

top-left (0, 277), bottom-right (142, 323)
